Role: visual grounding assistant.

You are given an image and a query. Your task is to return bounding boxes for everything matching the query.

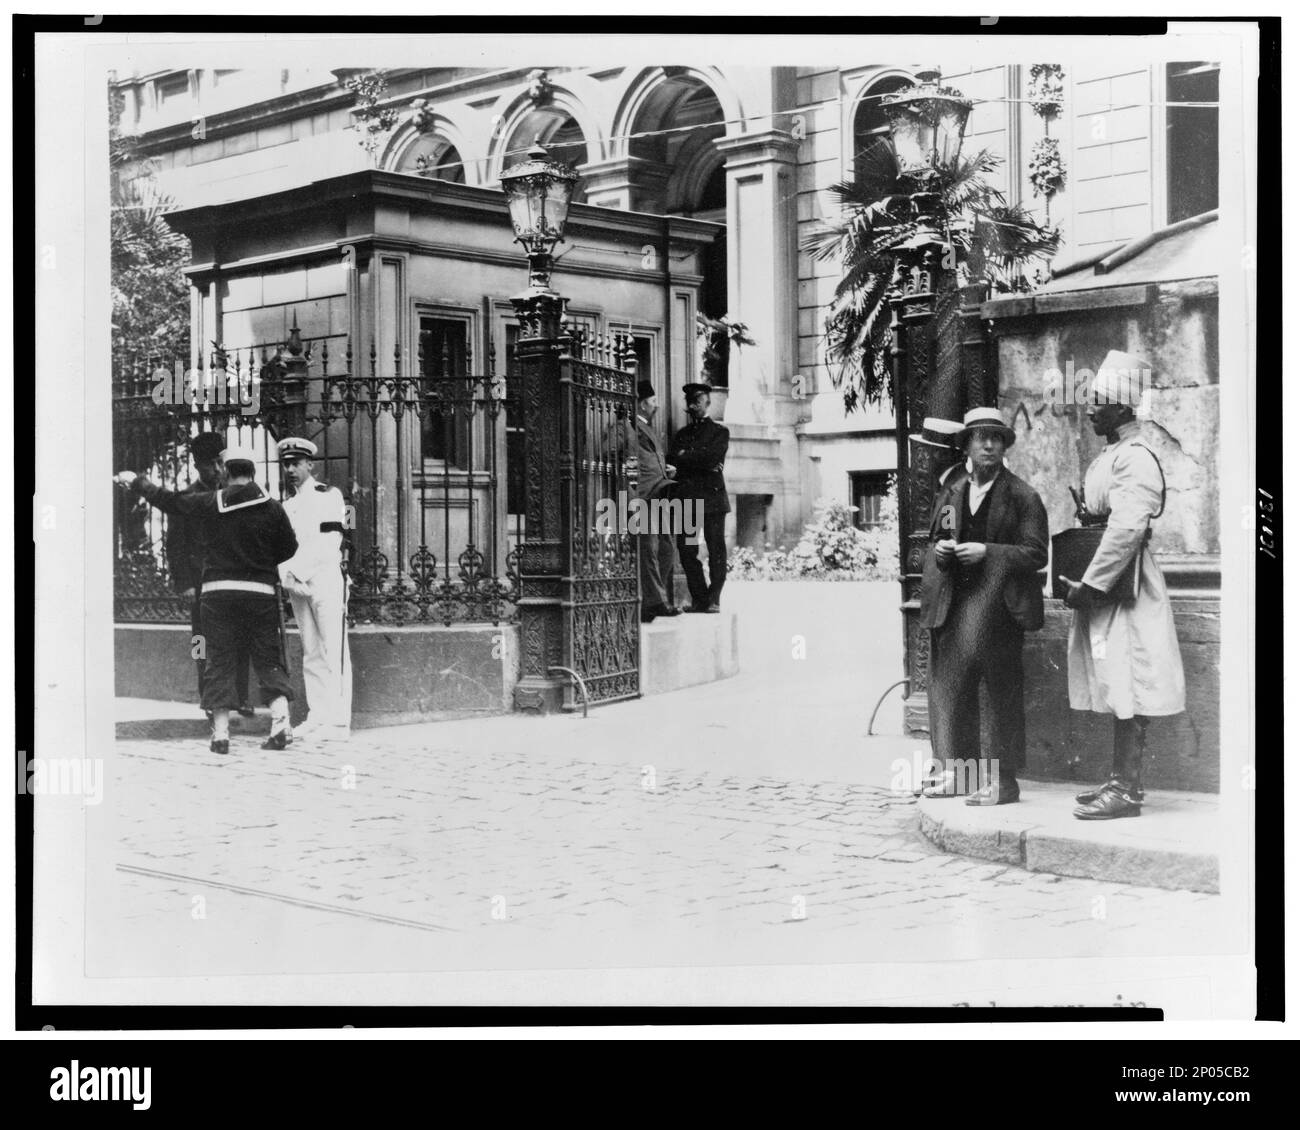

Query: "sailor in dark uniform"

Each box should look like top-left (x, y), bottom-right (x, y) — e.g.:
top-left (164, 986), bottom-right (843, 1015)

top-left (117, 446), bottom-right (299, 754)
top-left (669, 383), bottom-right (730, 612)
top-left (163, 431), bottom-right (252, 717)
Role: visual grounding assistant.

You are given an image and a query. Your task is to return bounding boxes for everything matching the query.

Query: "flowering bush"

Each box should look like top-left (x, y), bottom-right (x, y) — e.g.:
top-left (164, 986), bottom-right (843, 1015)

top-left (727, 484), bottom-right (899, 582)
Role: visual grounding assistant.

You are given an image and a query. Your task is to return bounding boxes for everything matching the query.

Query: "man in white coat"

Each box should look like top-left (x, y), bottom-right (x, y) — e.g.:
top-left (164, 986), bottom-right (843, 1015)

top-left (277, 437), bottom-right (353, 742)
top-left (1058, 351), bottom-right (1185, 820)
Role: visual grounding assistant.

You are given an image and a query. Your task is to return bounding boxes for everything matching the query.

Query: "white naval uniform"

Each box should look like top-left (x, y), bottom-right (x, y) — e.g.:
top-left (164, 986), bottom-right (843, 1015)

top-left (280, 476), bottom-right (352, 729)
top-left (1067, 422), bottom-right (1186, 719)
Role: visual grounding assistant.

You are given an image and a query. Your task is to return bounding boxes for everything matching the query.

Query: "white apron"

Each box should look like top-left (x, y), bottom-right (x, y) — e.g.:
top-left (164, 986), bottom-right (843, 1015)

top-left (1067, 425), bottom-right (1186, 719)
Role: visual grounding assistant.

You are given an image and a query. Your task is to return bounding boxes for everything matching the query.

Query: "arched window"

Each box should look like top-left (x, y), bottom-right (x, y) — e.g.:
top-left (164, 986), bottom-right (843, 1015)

top-left (503, 109), bottom-right (589, 203)
top-left (852, 75), bottom-right (914, 185)
top-left (396, 134), bottom-right (467, 183)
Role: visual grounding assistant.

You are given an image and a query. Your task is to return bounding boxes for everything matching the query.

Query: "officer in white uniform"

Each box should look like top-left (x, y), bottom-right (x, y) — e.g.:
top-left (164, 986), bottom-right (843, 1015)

top-left (277, 437), bottom-right (352, 741)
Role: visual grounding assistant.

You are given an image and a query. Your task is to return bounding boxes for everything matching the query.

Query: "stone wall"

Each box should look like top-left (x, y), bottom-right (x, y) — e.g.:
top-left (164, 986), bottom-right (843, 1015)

top-left (990, 286), bottom-right (1220, 556)
top-left (1014, 601), bottom-right (1220, 792)
top-left (116, 623), bottom-right (520, 727)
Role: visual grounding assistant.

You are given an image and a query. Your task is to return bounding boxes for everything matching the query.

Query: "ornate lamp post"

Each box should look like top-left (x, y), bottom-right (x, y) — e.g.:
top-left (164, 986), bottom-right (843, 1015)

top-left (880, 69), bottom-right (974, 736)
top-left (499, 141), bottom-right (583, 711)
top-left (500, 141), bottom-right (580, 336)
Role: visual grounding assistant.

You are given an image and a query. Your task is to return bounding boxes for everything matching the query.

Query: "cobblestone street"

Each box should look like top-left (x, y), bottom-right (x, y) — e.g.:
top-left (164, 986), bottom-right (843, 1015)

top-left (93, 584), bottom-right (1232, 983)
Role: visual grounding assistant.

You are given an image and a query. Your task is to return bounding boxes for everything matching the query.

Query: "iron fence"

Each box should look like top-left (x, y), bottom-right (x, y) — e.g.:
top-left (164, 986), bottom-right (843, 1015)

top-left (112, 328), bottom-right (519, 627)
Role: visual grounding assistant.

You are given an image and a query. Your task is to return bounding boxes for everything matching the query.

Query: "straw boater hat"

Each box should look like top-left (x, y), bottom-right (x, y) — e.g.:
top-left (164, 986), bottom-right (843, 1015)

top-left (1092, 349), bottom-right (1152, 410)
top-left (910, 417), bottom-right (964, 450)
top-left (956, 406), bottom-right (1016, 447)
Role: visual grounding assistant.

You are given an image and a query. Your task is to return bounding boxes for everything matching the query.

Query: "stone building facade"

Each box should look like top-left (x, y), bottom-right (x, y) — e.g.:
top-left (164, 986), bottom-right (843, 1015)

top-left (115, 60), bottom-right (1221, 552)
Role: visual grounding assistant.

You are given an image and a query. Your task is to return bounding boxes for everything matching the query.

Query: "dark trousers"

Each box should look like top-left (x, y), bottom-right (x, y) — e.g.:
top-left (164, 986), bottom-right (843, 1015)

top-left (638, 530), bottom-right (676, 611)
top-left (199, 592), bottom-right (295, 712)
top-left (191, 593), bottom-right (249, 706)
top-left (677, 511), bottom-right (727, 608)
top-left (928, 595), bottom-right (1026, 776)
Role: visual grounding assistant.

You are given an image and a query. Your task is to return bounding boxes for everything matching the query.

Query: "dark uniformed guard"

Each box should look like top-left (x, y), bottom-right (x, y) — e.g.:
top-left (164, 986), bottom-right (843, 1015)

top-left (277, 436), bottom-right (352, 742)
top-left (163, 431), bottom-right (252, 717)
top-left (918, 407), bottom-right (1049, 805)
top-left (669, 383), bottom-right (730, 612)
top-left (117, 446), bottom-right (299, 755)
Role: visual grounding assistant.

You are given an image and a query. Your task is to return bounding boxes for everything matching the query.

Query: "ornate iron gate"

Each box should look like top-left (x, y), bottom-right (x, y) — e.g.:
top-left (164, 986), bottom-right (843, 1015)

top-left (111, 325), bottom-right (518, 628)
top-left (560, 331), bottom-right (641, 707)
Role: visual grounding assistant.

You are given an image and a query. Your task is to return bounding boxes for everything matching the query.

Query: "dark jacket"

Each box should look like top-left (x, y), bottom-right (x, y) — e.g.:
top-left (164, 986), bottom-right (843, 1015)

top-left (137, 479), bottom-right (298, 588)
top-left (163, 478), bottom-right (213, 593)
top-left (634, 415), bottom-right (673, 502)
top-left (668, 416), bottom-right (730, 517)
top-left (919, 466), bottom-right (1049, 632)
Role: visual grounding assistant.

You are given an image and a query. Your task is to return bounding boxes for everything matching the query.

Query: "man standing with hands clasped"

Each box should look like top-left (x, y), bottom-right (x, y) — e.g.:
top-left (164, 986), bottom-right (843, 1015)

top-left (669, 383), bottom-right (730, 613)
top-left (632, 379), bottom-right (681, 623)
top-left (919, 407), bottom-right (1049, 805)
top-left (277, 437), bottom-right (353, 745)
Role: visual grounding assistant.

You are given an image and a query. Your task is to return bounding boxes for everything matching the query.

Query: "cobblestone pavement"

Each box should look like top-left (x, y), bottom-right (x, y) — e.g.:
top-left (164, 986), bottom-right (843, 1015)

top-left (95, 727), bottom-right (1229, 979)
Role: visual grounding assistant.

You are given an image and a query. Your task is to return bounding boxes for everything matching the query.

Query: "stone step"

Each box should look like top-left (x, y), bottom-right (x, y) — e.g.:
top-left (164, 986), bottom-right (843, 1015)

top-left (917, 781), bottom-right (1220, 893)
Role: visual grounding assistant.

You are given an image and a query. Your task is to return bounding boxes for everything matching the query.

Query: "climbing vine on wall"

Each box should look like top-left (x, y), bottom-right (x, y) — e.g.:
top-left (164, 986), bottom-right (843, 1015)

top-left (1027, 63), bottom-right (1065, 120)
top-left (1026, 64), bottom-right (1067, 212)
top-left (345, 71), bottom-right (400, 158)
top-left (1029, 136), bottom-right (1067, 198)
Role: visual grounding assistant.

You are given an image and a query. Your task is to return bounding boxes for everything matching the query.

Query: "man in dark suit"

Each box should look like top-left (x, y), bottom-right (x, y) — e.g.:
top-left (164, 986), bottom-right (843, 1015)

top-left (669, 383), bottom-right (730, 613)
top-left (918, 407), bottom-right (1049, 805)
top-left (632, 380), bottom-right (681, 623)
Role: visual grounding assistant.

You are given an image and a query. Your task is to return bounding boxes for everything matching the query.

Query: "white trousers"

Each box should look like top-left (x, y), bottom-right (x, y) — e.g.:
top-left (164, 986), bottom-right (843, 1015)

top-left (289, 573), bottom-right (352, 728)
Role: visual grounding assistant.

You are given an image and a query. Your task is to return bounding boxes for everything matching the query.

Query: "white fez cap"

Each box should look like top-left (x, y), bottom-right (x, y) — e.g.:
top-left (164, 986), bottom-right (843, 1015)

top-left (1092, 350), bottom-right (1152, 409)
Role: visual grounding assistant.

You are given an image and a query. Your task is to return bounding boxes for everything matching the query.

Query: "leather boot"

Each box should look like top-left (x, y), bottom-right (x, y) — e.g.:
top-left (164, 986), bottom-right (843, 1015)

top-left (1073, 780), bottom-right (1141, 820)
top-left (1076, 776), bottom-right (1146, 805)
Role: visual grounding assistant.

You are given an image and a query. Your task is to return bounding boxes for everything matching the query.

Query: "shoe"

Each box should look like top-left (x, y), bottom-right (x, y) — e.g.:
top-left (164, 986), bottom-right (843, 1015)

top-left (661, 605), bottom-right (683, 616)
top-left (684, 603), bottom-right (711, 613)
top-left (965, 779), bottom-right (1020, 806)
top-left (1073, 782), bottom-right (1142, 820)
top-left (705, 603), bottom-right (721, 613)
top-left (1075, 776), bottom-right (1145, 805)
top-left (920, 770), bottom-right (970, 799)
top-left (261, 729), bottom-right (291, 751)
top-left (236, 704), bottom-right (257, 718)
top-left (210, 738), bottom-right (229, 755)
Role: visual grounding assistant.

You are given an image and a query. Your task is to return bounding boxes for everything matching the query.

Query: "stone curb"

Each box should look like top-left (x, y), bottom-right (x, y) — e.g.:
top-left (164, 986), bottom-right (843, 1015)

top-left (917, 790), bottom-right (1219, 894)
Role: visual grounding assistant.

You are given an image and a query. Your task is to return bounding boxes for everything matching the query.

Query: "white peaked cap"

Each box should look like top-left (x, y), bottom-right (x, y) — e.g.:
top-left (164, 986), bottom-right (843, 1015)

top-left (277, 436), bottom-right (318, 460)
top-left (220, 446), bottom-right (259, 466)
